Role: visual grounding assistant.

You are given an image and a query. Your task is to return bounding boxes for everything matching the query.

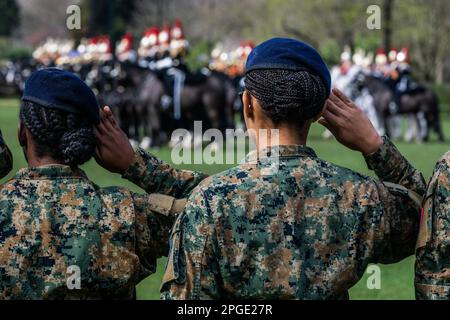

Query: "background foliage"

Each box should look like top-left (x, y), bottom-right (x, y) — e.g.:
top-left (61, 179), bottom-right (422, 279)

top-left (2, 0), bottom-right (449, 83)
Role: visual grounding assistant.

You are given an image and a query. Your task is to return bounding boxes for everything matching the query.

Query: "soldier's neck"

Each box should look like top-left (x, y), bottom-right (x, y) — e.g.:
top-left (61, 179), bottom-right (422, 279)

top-left (27, 153), bottom-right (65, 168)
top-left (255, 123), bottom-right (309, 149)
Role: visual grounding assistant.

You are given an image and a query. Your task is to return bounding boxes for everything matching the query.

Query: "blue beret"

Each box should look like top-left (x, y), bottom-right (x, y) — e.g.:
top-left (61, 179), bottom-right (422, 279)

top-left (22, 68), bottom-right (100, 124)
top-left (246, 38), bottom-right (331, 95)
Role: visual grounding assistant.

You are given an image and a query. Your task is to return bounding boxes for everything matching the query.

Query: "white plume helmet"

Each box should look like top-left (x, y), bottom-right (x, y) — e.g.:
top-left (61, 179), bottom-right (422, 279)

top-left (340, 45), bottom-right (352, 62)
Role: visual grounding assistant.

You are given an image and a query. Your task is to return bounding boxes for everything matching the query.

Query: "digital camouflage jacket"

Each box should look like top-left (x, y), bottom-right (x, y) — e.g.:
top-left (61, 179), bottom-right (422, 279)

top-left (415, 151), bottom-right (450, 300)
top-left (0, 148), bottom-right (207, 299)
top-left (161, 137), bottom-right (426, 300)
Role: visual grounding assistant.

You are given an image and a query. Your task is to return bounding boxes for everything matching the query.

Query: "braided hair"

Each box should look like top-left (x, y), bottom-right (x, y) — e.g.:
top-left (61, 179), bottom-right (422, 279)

top-left (244, 69), bottom-right (327, 125)
top-left (20, 101), bottom-right (96, 167)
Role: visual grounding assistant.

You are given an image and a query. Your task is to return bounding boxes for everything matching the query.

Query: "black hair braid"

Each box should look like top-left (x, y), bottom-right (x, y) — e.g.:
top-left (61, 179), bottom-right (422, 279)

top-left (60, 114), bottom-right (95, 166)
top-left (20, 101), bottom-right (95, 167)
top-left (245, 69), bottom-right (327, 124)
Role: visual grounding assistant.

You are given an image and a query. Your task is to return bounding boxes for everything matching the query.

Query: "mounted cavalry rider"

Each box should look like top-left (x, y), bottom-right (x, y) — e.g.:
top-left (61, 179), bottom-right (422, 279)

top-left (116, 32), bottom-right (136, 63)
top-left (138, 26), bottom-right (160, 62)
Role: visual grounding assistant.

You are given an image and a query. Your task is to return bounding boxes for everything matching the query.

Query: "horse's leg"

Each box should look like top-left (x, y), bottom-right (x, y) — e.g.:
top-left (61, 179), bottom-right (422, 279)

top-left (416, 111), bottom-right (427, 143)
top-left (203, 91), bottom-right (225, 134)
top-left (139, 103), bottom-right (153, 150)
top-left (431, 110), bottom-right (445, 142)
top-left (120, 103), bottom-right (132, 138)
top-left (149, 103), bottom-right (166, 147)
top-left (124, 103), bottom-right (139, 149)
top-left (383, 115), bottom-right (392, 139)
top-left (374, 111), bottom-right (386, 136)
top-left (437, 119), bottom-right (445, 142)
top-left (404, 114), bottom-right (422, 142)
top-left (389, 115), bottom-right (402, 140)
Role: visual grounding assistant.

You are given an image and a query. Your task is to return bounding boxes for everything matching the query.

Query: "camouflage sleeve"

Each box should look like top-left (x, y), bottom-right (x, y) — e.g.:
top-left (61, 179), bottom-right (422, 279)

top-left (415, 153), bottom-right (450, 300)
top-left (365, 179), bottom-right (422, 264)
top-left (364, 136), bottom-right (426, 195)
top-left (122, 147), bottom-right (208, 198)
top-left (0, 130), bottom-right (13, 179)
top-left (160, 188), bottom-right (221, 300)
top-left (360, 136), bottom-right (425, 264)
top-left (132, 192), bottom-right (187, 273)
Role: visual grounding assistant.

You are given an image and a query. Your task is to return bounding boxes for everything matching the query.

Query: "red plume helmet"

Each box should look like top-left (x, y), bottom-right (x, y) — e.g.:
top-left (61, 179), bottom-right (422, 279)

top-left (172, 19), bottom-right (184, 40)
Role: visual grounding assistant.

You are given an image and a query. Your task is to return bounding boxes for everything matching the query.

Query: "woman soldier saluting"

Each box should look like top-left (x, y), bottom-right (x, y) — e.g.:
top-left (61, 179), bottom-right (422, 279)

top-left (0, 68), bottom-right (207, 299)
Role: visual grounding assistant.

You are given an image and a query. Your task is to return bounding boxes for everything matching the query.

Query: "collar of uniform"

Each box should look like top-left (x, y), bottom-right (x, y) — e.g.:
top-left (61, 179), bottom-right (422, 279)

top-left (14, 165), bottom-right (88, 180)
top-left (244, 145), bottom-right (317, 163)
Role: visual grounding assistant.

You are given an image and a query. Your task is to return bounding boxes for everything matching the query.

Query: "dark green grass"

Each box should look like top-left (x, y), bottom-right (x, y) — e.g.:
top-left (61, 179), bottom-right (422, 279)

top-left (1, 98), bottom-right (449, 299)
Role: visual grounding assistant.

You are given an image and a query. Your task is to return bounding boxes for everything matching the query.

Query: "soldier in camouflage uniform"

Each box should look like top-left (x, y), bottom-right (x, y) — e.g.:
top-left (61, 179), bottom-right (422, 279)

top-left (161, 38), bottom-right (425, 300)
top-left (0, 129), bottom-right (13, 179)
top-left (0, 68), bottom-right (207, 299)
top-left (415, 152), bottom-right (450, 300)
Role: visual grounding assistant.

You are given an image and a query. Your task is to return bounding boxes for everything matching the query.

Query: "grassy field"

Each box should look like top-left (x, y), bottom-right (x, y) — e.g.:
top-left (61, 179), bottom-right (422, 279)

top-left (1, 98), bottom-right (449, 300)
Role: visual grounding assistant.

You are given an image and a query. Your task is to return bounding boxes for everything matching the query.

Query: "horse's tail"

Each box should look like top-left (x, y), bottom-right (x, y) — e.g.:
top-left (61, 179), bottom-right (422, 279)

top-left (427, 90), bottom-right (445, 142)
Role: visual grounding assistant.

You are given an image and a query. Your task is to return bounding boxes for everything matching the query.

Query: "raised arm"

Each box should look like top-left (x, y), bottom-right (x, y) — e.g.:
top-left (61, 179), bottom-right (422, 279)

top-left (95, 106), bottom-right (208, 198)
top-left (320, 88), bottom-right (425, 195)
top-left (321, 89), bottom-right (425, 263)
top-left (122, 148), bottom-right (208, 198)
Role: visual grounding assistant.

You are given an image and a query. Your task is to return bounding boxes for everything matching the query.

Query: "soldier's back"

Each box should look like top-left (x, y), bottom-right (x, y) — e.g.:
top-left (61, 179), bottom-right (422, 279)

top-left (415, 151), bottom-right (450, 300)
top-left (0, 165), bottom-right (146, 300)
top-left (186, 145), bottom-right (397, 299)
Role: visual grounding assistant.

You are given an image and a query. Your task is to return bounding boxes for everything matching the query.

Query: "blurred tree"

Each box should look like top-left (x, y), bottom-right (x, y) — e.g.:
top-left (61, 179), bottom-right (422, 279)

top-left (17, 0), bottom-right (77, 45)
top-left (83, 0), bottom-right (135, 42)
top-left (0, 0), bottom-right (20, 36)
top-left (10, 0), bottom-right (450, 82)
top-left (383, 0), bottom-right (394, 53)
top-left (394, 0), bottom-right (450, 83)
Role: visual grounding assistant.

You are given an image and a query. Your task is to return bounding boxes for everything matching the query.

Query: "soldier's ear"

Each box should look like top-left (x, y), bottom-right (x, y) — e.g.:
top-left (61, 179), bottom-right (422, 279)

top-left (243, 91), bottom-right (254, 120)
top-left (18, 122), bottom-right (27, 147)
top-left (312, 101), bottom-right (328, 122)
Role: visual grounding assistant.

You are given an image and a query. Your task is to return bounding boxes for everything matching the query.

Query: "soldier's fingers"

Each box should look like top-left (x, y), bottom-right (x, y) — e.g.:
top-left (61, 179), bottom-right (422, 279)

top-left (103, 106), bottom-right (118, 128)
top-left (94, 128), bottom-right (104, 143)
top-left (329, 93), bottom-right (346, 109)
top-left (102, 111), bottom-right (116, 133)
top-left (325, 100), bottom-right (347, 118)
top-left (99, 107), bottom-right (107, 122)
top-left (96, 121), bottom-right (108, 136)
top-left (332, 88), bottom-right (357, 109)
top-left (329, 92), bottom-right (353, 112)
top-left (94, 127), bottom-right (111, 147)
top-left (318, 118), bottom-right (330, 129)
top-left (322, 108), bottom-right (343, 126)
top-left (318, 118), bottom-right (338, 136)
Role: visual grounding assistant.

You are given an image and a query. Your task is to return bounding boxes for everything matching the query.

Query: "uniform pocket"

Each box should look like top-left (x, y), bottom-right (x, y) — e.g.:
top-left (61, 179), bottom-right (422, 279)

top-left (160, 213), bottom-right (186, 292)
top-left (416, 174), bottom-right (439, 250)
top-left (416, 198), bottom-right (432, 250)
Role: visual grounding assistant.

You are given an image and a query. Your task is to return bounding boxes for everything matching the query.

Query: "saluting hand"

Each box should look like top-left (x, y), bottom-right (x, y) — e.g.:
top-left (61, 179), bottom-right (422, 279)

top-left (319, 88), bottom-right (383, 156)
top-left (94, 106), bottom-right (135, 174)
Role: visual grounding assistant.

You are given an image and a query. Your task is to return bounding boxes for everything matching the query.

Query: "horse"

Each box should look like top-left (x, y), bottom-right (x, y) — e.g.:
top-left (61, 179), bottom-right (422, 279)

top-left (358, 74), bottom-right (444, 142)
top-left (121, 64), bottom-right (233, 148)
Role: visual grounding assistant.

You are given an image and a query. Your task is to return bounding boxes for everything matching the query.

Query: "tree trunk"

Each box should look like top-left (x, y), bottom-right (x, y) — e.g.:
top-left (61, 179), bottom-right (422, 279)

top-left (87, 0), bottom-right (110, 37)
top-left (383, 0), bottom-right (394, 52)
